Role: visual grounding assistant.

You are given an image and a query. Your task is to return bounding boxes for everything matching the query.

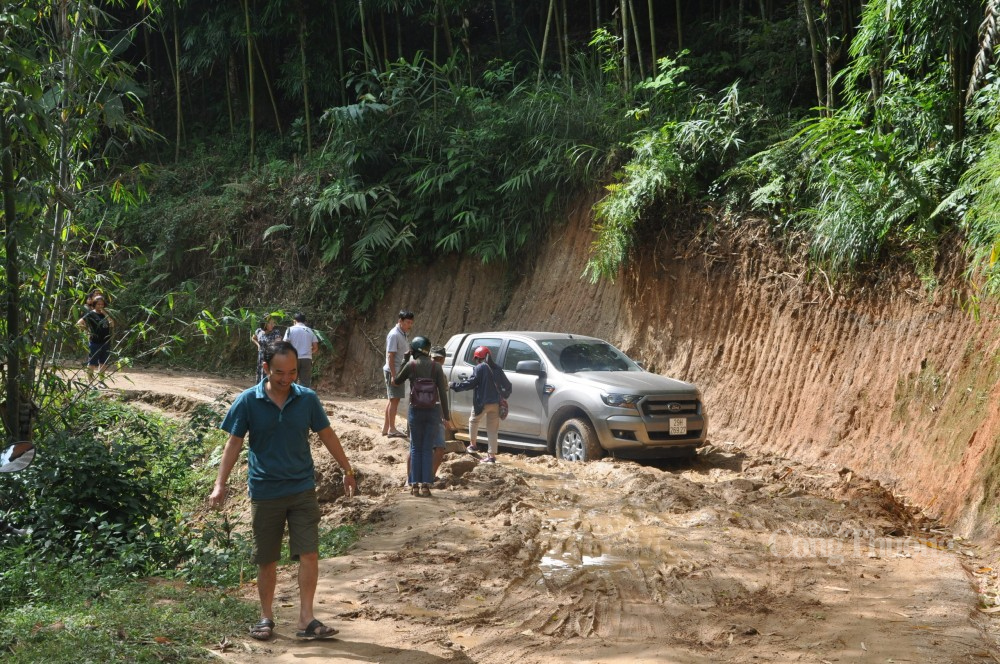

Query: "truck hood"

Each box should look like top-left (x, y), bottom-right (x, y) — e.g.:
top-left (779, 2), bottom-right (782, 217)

top-left (562, 371), bottom-right (699, 396)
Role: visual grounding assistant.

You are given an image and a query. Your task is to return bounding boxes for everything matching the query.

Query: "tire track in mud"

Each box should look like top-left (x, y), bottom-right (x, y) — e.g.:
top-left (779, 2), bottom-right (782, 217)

top-left (431, 453), bottom-right (991, 663)
top-left (505, 483), bottom-right (697, 641)
top-left (476, 464), bottom-right (751, 649)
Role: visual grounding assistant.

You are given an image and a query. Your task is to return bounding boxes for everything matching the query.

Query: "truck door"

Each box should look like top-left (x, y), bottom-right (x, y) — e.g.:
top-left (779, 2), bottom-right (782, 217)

top-left (450, 336), bottom-right (503, 430)
top-left (499, 340), bottom-right (543, 437)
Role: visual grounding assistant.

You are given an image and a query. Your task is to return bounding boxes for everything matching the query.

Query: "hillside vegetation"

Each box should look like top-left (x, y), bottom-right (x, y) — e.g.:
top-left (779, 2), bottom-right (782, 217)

top-left (75, 0), bottom-right (1000, 368)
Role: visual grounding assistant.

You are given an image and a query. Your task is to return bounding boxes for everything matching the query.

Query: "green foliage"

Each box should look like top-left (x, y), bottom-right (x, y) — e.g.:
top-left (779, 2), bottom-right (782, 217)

top-left (0, 396), bottom-right (204, 574)
top-left (109, 49), bottom-right (636, 349)
top-left (319, 523), bottom-right (359, 557)
top-left (316, 52), bottom-right (628, 265)
top-left (588, 28), bottom-right (624, 80)
top-left (842, 0), bottom-right (980, 108)
top-left (586, 82), bottom-right (764, 282)
top-left (0, 562), bottom-right (257, 662)
top-left (961, 79), bottom-right (1000, 294)
top-left (730, 58), bottom-right (964, 273)
top-left (169, 513), bottom-right (255, 588)
top-left (83, 0), bottom-right (1000, 314)
top-left (308, 179), bottom-right (408, 270)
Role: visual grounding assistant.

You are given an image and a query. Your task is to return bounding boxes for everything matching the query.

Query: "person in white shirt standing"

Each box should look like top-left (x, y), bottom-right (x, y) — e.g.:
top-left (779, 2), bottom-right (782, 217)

top-left (382, 309), bottom-right (414, 438)
top-left (284, 313), bottom-right (319, 388)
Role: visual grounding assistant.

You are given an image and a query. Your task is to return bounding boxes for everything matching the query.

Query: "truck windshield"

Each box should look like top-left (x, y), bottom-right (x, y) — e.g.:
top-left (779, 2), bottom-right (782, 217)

top-left (536, 339), bottom-right (641, 373)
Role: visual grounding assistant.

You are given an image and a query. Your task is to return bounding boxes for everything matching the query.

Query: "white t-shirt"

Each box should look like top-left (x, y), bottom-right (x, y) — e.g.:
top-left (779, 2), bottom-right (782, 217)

top-left (383, 324), bottom-right (408, 374)
top-left (284, 323), bottom-right (318, 359)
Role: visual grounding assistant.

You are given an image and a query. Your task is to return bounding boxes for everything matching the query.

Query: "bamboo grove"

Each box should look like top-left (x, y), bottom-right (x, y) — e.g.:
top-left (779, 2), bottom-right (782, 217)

top-left (4, 0), bottom-right (1000, 438)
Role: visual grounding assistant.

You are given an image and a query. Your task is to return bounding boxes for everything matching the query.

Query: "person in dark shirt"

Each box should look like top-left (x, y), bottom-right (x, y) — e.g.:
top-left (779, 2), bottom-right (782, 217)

top-left (450, 346), bottom-right (511, 464)
top-left (210, 341), bottom-right (357, 641)
top-left (76, 295), bottom-right (115, 383)
top-left (252, 315), bottom-right (282, 383)
top-left (394, 337), bottom-right (451, 496)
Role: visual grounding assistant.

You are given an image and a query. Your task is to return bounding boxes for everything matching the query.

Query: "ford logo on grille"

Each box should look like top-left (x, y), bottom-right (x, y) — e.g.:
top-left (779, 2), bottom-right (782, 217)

top-left (667, 402), bottom-right (683, 413)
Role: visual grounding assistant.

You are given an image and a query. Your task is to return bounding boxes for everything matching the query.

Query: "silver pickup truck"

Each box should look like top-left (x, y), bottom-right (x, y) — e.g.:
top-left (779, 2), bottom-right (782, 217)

top-left (442, 331), bottom-right (708, 461)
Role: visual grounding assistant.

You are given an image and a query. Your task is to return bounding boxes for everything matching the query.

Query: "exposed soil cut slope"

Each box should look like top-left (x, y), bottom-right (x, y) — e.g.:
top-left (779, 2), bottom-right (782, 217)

top-left (327, 202), bottom-right (1000, 541)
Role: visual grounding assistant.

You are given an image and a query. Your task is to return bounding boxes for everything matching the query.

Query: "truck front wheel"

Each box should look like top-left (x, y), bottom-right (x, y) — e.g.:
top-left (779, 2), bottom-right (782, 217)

top-left (556, 418), bottom-right (603, 462)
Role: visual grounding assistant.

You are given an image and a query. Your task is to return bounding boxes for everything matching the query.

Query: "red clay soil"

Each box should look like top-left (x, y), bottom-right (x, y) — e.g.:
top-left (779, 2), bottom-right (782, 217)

top-left (326, 201), bottom-right (1000, 541)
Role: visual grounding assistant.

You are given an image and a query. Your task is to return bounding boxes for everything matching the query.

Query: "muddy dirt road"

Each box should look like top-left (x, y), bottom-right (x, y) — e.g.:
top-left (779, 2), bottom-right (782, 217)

top-left (107, 368), bottom-right (1000, 663)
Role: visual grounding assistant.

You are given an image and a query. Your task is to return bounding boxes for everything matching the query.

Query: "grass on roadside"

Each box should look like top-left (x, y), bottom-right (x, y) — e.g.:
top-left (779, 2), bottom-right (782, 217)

top-left (0, 523), bottom-right (360, 663)
top-left (0, 561), bottom-right (256, 663)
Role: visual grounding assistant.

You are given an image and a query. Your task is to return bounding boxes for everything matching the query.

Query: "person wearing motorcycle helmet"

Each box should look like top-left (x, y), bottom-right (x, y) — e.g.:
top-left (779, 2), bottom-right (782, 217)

top-left (393, 336), bottom-right (451, 496)
top-left (450, 345), bottom-right (512, 464)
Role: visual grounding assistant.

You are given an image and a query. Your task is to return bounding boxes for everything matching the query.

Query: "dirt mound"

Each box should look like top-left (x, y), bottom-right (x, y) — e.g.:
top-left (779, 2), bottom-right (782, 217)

top-left (117, 389), bottom-right (208, 414)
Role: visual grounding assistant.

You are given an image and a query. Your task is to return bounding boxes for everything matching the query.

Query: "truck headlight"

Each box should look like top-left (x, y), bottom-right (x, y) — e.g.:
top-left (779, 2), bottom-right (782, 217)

top-left (601, 393), bottom-right (642, 410)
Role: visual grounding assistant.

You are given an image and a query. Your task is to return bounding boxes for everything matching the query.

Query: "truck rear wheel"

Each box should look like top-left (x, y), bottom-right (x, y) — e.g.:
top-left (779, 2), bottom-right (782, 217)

top-left (556, 418), bottom-right (602, 462)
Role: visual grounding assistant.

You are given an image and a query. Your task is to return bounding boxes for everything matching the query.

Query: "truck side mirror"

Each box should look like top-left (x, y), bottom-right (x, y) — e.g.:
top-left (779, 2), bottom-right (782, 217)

top-left (516, 360), bottom-right (544, 375)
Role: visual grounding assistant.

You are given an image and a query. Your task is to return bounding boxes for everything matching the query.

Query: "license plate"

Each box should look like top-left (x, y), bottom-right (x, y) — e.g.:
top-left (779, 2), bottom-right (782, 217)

top-left (669, 417), bottom-right (687, 435)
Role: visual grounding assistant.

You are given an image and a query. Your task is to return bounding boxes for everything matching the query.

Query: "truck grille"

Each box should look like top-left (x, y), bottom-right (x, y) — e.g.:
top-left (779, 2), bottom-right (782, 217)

top-left (641, 397), bottom-right (700, 417)
top-left (648, 430), bottom-right (703, 441)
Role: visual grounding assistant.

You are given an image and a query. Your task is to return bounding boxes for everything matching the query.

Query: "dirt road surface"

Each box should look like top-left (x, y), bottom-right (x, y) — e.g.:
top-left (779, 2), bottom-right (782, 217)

top-left (107, 368), bottom-right (1000, 663)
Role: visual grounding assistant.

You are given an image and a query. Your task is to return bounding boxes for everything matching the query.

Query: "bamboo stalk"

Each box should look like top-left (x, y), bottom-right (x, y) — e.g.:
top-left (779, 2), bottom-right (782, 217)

top-left (537, 0), bottom-right (556, 87)
top-left (555, 0), bottom-right (567, 77)
top-left (492, 0), bottom-right (503, 56)
top-left (254, 40), bottom-right (283, 137)
top-left (174, 5), bottom-right (184, 161)
top-left (676, 0), bottom-right (683, 50)
top-left (298, 3), bottom-right (311, 155)
top-left (562, 0), bottom-right (570, 77)
top-left (243, 0), bottom-right (255, 161)
top-left (647, 0), bottom-right (657, 68)
top-left (628, 0), bottom-right (645, 79)
top-left (334, 1), bottom-right (344, 103)
top-left (801, 0), bottom-right (825, 113)
top-left (620, 0), bottom-right (631, 85)
top-left (358, 0), bottom-right (371, 71)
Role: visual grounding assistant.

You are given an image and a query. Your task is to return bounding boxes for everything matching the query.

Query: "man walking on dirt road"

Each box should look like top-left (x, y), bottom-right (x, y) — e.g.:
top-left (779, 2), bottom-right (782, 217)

top-left (209, 341), bottom-right (357, 642)
top-left (284, 313), bottom-right (319, 388)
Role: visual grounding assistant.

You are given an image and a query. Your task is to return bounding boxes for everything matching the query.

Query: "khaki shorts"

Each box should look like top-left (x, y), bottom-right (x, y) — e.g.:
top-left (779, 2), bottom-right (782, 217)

top-left (385, 369), bottom-right (405, 399)
top-left (250, 488), bottom-right (320, 565)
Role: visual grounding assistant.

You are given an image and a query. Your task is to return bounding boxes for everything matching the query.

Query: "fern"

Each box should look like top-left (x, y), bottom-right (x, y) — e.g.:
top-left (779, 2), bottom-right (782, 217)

top-left (585, 82), bottom-right (762, 282)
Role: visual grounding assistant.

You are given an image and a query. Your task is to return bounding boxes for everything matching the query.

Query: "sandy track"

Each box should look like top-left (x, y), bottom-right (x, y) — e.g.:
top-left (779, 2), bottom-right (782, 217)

top-left (105, 368), bottom-right (1000, 663)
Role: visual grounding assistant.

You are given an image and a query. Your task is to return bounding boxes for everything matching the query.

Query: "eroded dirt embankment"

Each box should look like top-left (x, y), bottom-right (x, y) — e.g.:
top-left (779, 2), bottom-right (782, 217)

top-left (327, 201), bottom-right (1000, 539)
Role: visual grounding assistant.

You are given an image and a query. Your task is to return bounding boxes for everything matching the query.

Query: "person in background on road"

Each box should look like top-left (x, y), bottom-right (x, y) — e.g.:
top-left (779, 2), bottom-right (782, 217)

top-left (84, 288), bottom-right (104, 312)
top-left (450, 346), bottom-right (511, 464)
top-left (403, 345), bottom-right (451, 487)
top-left (76, 294), bottom-right (115, 384)
top-left (382, 309), bottom-right (414, 439)
top-left (284, 313), bottom-right (319, 388)
top-left (394, 336), bottom-right (450, 496)
top-left (252, 315), bottom-right (283, 383)
top-left (210, 341), bottom-right (357, 642)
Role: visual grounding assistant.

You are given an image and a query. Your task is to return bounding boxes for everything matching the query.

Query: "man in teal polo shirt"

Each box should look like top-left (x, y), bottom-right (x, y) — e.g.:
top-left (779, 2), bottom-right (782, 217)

top-left (210, 341), bottom-right (357, 642)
